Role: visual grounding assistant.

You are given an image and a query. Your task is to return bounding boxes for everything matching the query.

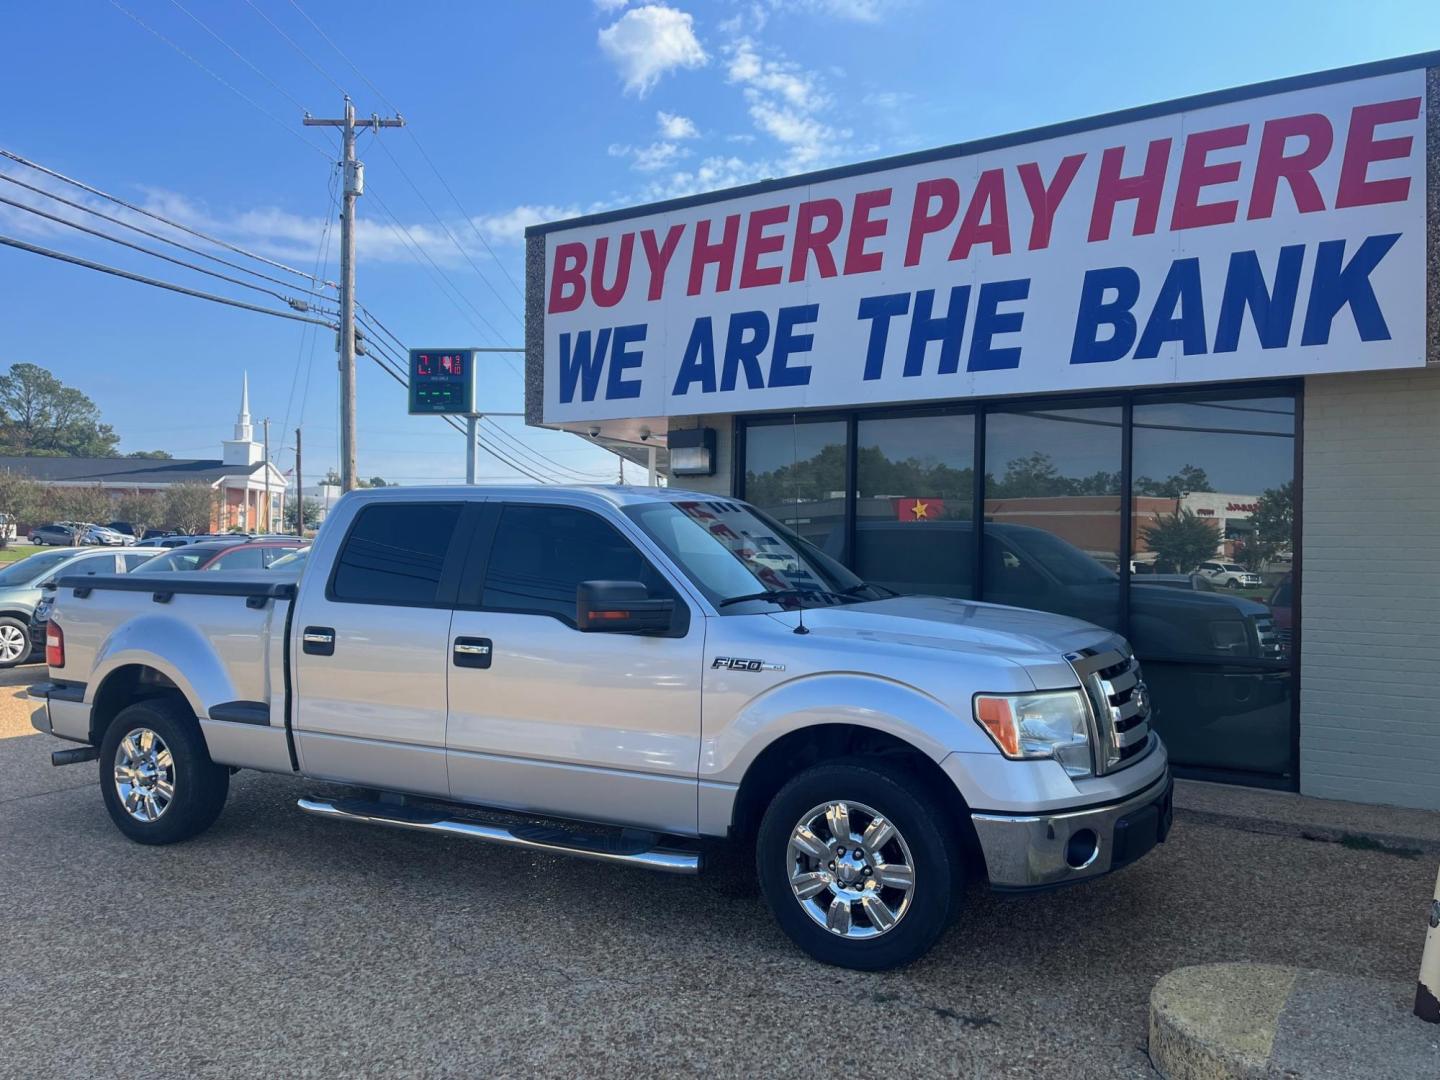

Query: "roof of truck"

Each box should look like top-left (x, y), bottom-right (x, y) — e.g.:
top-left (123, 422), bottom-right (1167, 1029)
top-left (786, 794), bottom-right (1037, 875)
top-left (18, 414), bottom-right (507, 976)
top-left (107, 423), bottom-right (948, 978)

top-left (339, 484), bottom-right (724, 509)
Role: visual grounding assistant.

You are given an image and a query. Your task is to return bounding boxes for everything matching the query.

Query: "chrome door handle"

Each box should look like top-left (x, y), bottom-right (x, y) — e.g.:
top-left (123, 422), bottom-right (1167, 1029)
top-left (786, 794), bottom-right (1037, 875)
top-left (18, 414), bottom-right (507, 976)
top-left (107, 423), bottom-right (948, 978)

top-left (302, 627), bottom-right (335, 656)
top-left (453, 636), bottom-right (493, 669)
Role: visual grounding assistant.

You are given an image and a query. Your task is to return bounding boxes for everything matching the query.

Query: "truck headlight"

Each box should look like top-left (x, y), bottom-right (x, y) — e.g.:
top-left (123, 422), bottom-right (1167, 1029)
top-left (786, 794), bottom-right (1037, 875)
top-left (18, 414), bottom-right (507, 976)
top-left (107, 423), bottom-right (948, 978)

top-left (1210, 620), bottom-right (1248, 652)
top-left (973, 691), bottom-right (1092, 777)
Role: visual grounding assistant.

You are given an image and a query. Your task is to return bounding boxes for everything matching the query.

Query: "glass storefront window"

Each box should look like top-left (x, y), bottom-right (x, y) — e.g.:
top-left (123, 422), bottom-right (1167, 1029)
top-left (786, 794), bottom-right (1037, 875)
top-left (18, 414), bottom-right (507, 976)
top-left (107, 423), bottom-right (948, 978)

top-left (1130, 395), bottom-right (1295, 780)
top-left (855, 413), bottom-right (975, 597)
top-left (982, 405), bottom-right (1124, 633)
top-left (743, 419), bottom-right (848, 555)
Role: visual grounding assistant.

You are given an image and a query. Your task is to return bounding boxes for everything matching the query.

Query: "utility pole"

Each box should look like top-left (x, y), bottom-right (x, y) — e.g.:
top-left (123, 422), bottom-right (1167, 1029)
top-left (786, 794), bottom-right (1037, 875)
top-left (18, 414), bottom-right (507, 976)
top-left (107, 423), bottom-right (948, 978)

top-left (294, 427), bottom-right (303, 537)
top-left (304, 97), bottom-right (404, 492)
top-left (262, 418), bottom-right (271, 533)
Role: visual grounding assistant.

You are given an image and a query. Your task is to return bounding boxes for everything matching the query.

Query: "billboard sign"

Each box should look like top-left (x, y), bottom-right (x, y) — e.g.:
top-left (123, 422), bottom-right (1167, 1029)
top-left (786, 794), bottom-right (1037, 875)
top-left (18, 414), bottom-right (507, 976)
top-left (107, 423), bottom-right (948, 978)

top-left (534, 67), bottom-right (1426, 424)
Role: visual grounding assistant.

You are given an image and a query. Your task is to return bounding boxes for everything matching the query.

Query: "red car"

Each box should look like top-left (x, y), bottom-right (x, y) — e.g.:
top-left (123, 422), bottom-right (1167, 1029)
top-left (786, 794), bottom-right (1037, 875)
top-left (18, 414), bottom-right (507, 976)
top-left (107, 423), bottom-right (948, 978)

top-left (1268, 574), bottom-right (1293, 655)
top-left (135, 539), bottom-right (303, 573)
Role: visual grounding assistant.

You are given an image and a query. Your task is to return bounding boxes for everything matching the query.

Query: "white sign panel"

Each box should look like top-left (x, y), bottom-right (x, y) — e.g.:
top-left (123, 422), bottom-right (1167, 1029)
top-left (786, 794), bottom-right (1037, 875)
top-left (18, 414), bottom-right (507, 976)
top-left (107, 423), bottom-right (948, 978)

top-left (540, 69), bottom-right (1426, 424)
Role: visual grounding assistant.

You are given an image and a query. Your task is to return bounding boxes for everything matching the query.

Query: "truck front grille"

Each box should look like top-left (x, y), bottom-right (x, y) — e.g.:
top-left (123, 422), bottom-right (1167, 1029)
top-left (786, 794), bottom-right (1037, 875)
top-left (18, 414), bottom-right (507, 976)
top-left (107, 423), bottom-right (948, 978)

top-left (1066, 647), bottom-right (1152, 774)
top-left (1254, 616), bottom-right (1284, 660)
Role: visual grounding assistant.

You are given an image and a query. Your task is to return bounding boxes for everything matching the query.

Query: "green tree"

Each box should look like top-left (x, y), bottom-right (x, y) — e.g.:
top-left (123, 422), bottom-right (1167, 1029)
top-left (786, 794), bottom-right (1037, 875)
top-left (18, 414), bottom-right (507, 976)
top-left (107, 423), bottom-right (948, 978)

top-left (1240, 480), bottom-right (1294, 569)
top-left (125, 449), bottom-right (173, 460)
top-left (0, 470), bottom-right (43, 547)
top-left (1140, 509), bottom-right (1221, 573)
top-left (114, 489), bottom-right (166, 535)
top-left (284, 497), bottom-right (322, 532)
top-left (45, 485), bottom-right (116, 536)
top-left (1134, 464), bottom-right (1213, 498)
top-left (0, 364), bottom-right (119, 457)
top-left (163, 483), bottom-right (218, 534)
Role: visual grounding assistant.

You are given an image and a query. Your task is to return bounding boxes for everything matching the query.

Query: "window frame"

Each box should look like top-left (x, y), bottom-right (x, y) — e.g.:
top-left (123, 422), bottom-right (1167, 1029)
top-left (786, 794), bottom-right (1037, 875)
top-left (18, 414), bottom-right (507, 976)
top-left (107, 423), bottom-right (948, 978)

top-left (458, 500), bottom-right (692, 637)
top-left (735, 377), bottom-right (1303, 789)
top-left (323, 500), bottom-right (477, 610)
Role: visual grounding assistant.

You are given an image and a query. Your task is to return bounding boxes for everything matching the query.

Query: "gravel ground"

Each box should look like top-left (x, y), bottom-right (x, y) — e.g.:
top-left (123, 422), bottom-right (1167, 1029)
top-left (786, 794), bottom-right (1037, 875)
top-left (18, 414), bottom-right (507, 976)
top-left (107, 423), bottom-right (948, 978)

top-left (1, 666), bottom-right (1433, 1079)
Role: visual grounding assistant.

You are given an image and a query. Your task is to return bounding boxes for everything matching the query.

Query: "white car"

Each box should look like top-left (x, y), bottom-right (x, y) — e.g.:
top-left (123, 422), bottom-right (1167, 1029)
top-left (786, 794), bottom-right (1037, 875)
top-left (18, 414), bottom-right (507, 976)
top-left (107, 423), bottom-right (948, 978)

top-left (1195, 561), bottom-right (1263, 589)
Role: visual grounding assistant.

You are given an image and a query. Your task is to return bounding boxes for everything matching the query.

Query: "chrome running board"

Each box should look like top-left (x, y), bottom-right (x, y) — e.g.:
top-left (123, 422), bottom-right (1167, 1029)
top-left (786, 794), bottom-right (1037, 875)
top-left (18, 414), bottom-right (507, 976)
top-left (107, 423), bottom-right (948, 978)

top-left (297, 796), bottom-right (702, 875)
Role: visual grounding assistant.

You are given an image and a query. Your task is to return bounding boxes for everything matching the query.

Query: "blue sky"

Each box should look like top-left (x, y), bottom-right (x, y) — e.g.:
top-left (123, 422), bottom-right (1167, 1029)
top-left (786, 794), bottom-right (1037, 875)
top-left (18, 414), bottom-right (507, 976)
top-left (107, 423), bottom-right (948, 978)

top-left (0, 0), bottom-right (1435, 484)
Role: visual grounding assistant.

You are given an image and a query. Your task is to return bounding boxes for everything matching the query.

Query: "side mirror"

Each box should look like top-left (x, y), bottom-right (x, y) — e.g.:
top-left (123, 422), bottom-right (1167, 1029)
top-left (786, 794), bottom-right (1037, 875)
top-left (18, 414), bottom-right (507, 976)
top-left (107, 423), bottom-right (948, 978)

top-left (576, 580), bottom-right (674, 634)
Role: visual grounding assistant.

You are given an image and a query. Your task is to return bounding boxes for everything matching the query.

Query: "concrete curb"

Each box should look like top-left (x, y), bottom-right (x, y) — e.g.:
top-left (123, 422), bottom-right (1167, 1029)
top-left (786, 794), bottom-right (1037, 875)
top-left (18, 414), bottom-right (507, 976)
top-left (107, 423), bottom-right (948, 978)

top-left (1149, 963), bottom-right (1440, 1079)
top-left (1174, 806), bottom-right (1440, 857)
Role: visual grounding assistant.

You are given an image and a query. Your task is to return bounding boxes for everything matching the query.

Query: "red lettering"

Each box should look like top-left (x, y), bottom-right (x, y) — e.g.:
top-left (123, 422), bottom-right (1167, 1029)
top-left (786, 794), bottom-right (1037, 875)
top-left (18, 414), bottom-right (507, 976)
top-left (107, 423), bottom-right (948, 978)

top-left (1088, 138), bottom-right (1172, 242)
top-left (789, 198), bottom-right (844, 282)
top-left (845, 188), bottom-right (891, 275)
top-left (739, 205), bottom-right (791, 289)
top-left (1017, 154), bottom-right (1083, 250)
top-left (1336, 97), bottom-right (1421, 208)
top-left (686, 213), bottom-right (741, 296)
top-left (904, 178), bottom-right (959, 267)
top-left (1171, 124), bottom-right (1248, 230)
top-left (590, 232), bottom-right (635, 308)
top-left (949, 168), bottom-right (1011, 260)
top-left (640, 224), bottom-right (684, 301)
top-left (1248, 113), bottom-right (1333, 219)
top-left (547, 241), bottom-right (587, 314)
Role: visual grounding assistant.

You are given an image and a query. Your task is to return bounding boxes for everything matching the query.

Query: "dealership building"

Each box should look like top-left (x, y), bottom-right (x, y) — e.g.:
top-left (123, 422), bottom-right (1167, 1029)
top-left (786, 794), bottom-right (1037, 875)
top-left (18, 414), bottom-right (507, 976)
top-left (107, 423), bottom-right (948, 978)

top-left (524, 53), bottom-right (1439, 811)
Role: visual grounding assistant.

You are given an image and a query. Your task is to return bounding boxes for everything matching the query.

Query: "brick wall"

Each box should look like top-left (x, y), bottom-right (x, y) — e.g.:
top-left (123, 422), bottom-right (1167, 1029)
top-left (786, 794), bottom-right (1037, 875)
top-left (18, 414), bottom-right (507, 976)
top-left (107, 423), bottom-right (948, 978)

top-left (1300, 367), bottom-right (1440, 810)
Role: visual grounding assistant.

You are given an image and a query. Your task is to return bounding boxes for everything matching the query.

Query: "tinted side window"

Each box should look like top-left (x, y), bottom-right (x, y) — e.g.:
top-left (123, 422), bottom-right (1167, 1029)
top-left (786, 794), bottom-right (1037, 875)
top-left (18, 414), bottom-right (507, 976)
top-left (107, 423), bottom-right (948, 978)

top-left (481, 505), bottom-right (669, 624)
top-left (331, 503), bottom-right (461, 605)
top-left (208, 547), bottom-right (265, 571)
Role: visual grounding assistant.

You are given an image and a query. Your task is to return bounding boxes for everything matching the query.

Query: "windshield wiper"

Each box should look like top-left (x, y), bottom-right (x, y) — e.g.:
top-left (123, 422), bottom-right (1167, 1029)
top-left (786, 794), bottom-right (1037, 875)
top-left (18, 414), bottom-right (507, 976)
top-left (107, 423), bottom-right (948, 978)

top-left (717, 587), bottom-right (847, 609)
top-left (838, 580), bottom-right (899, 599)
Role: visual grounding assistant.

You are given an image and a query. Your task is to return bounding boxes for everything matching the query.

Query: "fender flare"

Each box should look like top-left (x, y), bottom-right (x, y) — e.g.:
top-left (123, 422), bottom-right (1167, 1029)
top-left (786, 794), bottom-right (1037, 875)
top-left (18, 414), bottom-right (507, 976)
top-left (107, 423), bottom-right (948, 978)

top-left (86, 613), bottom-right (240, 722)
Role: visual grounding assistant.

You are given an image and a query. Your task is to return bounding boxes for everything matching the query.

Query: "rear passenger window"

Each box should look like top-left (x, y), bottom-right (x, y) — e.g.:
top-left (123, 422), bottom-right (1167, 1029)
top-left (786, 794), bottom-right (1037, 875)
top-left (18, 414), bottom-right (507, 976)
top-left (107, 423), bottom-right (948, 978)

top-left (481, 505), bottom-right (671, 624)
top-left (331, 503), bottom-right (461, 605)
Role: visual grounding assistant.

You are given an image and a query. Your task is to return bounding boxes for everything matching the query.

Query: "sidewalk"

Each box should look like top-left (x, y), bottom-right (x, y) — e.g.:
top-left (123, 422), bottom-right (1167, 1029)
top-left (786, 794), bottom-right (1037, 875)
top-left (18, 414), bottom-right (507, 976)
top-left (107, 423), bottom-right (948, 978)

top-left (1174, 778), bottom-right (1440, 857)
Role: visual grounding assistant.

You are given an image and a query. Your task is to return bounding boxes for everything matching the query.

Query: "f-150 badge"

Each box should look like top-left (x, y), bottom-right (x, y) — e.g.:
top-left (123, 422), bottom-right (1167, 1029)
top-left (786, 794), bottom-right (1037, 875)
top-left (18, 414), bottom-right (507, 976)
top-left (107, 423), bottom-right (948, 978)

top-left (711, 656), bottom-right (785, 672)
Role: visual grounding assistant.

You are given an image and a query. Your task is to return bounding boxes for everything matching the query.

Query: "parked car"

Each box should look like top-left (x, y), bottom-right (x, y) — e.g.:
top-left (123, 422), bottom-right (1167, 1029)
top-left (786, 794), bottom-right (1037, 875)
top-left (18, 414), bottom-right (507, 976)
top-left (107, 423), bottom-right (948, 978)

top-left (0, 548), bottom-right (152, 666)
top-left (266, 547), bottom-right (309, 573)
top-left (84, 524), bottom-right (132, 546)
top-left (133, 533), bottom-right (248, 550)
top-left (33, 486), bottom-right (1173, 970)
top-left (1268, 574), bottom-right (1293, 656)
top-left (133, 539), bottom-right (303, 573)
top-left (1194, 561), bottom-right (1263, 589)
top-left (28, 523), bottom-right (81, 546)
top-left (27, 550), bottom-right (156, 660)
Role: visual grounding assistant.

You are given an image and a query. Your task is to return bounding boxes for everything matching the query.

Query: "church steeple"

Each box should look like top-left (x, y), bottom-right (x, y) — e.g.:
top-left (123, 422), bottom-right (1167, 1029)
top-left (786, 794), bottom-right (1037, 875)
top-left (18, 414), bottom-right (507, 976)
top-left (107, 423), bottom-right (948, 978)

top-left (234, 372), bottom-right (254, 443)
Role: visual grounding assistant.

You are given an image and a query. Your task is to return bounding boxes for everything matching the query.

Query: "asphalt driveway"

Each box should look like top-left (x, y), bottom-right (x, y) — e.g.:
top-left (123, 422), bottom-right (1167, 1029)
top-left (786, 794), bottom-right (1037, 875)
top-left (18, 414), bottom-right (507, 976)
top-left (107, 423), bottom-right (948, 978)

top-left (0, 666), bottom-right (1431, 1079)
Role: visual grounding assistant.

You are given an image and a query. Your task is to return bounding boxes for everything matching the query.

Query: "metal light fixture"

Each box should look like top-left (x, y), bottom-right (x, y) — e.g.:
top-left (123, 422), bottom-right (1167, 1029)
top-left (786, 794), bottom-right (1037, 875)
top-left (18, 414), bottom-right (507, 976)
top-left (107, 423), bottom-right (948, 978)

top-left (669, 427), bottom-right (716, 477)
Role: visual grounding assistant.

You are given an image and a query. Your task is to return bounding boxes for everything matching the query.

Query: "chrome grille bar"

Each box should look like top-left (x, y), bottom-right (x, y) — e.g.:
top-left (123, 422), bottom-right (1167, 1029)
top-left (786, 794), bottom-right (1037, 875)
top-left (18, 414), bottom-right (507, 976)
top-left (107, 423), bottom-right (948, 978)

top-left (1065, 646), bottom-right (1152, 774)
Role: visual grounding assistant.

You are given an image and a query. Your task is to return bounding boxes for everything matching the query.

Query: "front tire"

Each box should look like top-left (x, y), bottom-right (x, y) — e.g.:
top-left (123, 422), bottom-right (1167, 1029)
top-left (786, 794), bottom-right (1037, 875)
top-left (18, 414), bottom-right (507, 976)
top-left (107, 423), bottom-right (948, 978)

top-left (0, 617), bottom-right (32, 667)
top-left (99, 698), bottom-right (229, 844)
top-left (1226, 579), bottom-right (1241, 589)
top-left (756, 758), bottom-right (962, 970)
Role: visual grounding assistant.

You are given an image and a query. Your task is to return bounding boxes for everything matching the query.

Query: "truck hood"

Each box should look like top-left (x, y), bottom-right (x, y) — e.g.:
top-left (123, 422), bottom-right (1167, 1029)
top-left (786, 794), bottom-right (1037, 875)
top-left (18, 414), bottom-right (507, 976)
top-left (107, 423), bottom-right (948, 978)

top-left (764, 595), bottom-right (1121, 686)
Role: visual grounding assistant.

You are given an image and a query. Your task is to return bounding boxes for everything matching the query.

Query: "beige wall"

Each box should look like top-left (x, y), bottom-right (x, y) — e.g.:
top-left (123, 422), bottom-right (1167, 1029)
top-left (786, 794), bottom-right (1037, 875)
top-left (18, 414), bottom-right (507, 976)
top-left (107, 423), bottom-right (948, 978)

top-left (664, 416), bottom-right (734, 496)
top-left (1299, 367), bottom-right (1440, 810)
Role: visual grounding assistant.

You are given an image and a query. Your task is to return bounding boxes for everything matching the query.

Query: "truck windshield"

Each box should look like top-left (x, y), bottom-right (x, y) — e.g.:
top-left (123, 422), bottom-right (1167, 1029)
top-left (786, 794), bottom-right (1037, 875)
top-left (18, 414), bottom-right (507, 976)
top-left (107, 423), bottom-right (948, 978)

top-left (625, 499), bottom-right (883, 611)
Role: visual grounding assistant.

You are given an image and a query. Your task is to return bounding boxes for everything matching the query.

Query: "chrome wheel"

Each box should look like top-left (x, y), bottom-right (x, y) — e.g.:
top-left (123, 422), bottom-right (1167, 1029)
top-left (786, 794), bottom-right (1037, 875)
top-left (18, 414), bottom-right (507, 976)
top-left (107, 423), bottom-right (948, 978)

top-left (0, 623), bottom-right (27, 663)
top-left (787, 800), bottom-right (915, 939)
top-left (113, 728), bottom-right (176, 823)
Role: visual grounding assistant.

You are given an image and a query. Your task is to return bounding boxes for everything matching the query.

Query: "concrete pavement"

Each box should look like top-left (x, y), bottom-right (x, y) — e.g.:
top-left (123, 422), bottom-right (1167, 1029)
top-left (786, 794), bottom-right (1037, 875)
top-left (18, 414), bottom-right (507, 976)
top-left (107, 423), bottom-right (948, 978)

top-left (0, 665), bottom-right (1434, 1078)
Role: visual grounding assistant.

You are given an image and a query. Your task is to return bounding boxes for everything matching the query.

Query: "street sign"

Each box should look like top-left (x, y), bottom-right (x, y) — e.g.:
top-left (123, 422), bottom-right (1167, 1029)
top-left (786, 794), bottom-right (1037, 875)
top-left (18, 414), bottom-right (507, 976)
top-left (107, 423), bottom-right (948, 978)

top-left (408, 348), bottom-right (479, 415)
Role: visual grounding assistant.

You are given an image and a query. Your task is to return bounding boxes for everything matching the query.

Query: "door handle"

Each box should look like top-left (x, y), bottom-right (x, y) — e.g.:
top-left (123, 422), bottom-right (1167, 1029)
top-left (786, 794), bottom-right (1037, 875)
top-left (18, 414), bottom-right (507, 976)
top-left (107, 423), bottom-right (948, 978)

top-left (453, 636), bottom-right (492, 669)
top-left (302, 627), bottom-right (336, 656)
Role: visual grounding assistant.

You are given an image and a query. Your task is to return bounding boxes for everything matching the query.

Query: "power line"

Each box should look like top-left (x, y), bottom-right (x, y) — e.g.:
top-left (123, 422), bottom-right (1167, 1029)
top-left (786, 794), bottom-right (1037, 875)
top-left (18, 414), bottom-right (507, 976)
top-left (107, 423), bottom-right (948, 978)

top-left (0, 193), bottom-right (336, 315)
top-left (0, 148), bottom-right (334, 289)
top-left (0, 234), bottom-right (337, 328)
top-left (105, 0), bottom-right (332, 162)
top-left (241, 0), bottom-right (346, 95)
top-left (168, 0), bottom-right (307, 112)
top-left (280, 159), bottom-right (341, 445)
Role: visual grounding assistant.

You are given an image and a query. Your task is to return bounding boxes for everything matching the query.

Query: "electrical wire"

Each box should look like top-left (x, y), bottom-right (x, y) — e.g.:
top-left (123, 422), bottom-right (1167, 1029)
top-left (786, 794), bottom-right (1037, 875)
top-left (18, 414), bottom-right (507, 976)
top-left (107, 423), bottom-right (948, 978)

top-left (241, 0), bottom-right (346, 95)
top-left (0, 149), bottom-right (334, 289)
top-left (280, 158), bottom-right (341, 445)
top-left (0, 193), bottom-right (336, 315)
top-left (0, 234), bottom-right (337, 328)
top-left (168, 0), bottom-right (308, 112)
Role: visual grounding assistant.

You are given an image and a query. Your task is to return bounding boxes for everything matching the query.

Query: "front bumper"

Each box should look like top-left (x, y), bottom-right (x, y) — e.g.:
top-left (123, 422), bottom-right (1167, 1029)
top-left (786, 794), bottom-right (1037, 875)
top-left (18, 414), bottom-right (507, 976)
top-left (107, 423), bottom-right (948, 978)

top-left (971, 769), bottom-right (1173, 891)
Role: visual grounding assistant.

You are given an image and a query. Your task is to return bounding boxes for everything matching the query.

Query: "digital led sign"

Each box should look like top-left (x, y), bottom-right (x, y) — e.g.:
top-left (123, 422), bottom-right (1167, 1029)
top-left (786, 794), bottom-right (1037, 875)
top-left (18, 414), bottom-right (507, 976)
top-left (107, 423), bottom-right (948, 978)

top-left (408, 348), bottom-right (478, 414)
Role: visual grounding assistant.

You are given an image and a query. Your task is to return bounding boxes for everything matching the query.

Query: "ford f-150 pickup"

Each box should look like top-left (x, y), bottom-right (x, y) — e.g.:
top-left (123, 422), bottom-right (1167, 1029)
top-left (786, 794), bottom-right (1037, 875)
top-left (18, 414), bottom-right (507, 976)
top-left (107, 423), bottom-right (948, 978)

top-left (30, 486), bottom-right (1171, 969)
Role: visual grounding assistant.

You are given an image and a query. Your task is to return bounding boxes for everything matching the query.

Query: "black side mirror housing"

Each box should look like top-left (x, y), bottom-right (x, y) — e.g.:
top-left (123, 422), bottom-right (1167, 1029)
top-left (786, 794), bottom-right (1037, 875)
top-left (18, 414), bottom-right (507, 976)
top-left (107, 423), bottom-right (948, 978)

top-left (576, 580), bottom-right (674, 634)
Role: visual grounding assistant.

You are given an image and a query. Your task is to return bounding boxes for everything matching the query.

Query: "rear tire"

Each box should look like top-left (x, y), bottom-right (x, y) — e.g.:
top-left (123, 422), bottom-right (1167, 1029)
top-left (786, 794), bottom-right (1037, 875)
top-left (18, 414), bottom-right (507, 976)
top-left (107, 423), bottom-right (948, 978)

top-left (0, 617), bottom-right (32, 667)
top-left (756, 757), bottom-right (962, 970)
top-left (99, 698), bottom-right (229, 845)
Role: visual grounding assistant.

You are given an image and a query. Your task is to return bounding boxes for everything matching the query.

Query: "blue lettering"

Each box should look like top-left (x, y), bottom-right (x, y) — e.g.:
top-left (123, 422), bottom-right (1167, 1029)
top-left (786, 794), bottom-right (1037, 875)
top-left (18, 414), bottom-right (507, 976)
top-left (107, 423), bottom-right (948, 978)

top-left (968, 279), bottom-right (1028, 372)
top-left (721, 310), bottom-right (769, 392)
top-left (906, 287), bottom-right (970, 377)
top-left (1214, 246), bottom-right (1304, 353)
top-left (1301, 233), bottom-right (1399, 346)
top-left (1070, 267), bottom-right (1140, 364)
top-left (769, 304), bottom-right (817, 388)
top-left (671, 317), bottom-right (717, 396)
top-left (1136, 258), bottom-right (1206, 359)
top-left (857, 293), bottom-right (910, 381)
top-left (558, 328), bottom-right (612, 403)
top-left (606, 324), bottom-right (645, 400)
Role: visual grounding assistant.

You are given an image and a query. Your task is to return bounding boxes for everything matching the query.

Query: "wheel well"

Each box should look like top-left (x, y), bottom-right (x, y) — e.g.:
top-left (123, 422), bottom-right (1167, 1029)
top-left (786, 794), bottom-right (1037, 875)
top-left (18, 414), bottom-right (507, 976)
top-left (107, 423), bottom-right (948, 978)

top-left (729, 724), bottom-right (981, 860)
top-left (90, 664), bottom-right (189, 746)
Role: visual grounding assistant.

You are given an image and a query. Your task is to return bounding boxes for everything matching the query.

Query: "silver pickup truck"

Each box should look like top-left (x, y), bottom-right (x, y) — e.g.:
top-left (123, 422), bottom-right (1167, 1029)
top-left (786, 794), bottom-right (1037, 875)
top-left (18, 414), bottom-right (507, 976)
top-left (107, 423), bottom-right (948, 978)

top-left (31, 485), bottom-right (1171, 970)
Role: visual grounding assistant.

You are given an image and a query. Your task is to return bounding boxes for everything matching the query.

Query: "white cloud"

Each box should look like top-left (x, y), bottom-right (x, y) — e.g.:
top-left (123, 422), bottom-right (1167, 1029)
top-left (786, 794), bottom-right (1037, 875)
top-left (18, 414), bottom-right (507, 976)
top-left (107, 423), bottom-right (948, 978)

top-left (593, 0), bottom-right (629, 11)
top-left (656, 110), bottom-right (698, 139)
top-left (723, 37), bottom-right (848, 169)
top-left (637, 155), bottom-right (779, 201)
top-left (597, 5), bottom-right (707, 96)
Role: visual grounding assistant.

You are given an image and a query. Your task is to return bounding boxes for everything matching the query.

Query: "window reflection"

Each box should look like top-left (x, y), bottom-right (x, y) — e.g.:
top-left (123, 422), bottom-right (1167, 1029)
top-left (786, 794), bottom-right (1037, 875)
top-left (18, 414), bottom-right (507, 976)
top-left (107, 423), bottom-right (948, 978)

top-left (854, 414), bottom-right (975, 597)
top-left (982, 406), bottom-right (1123, 632)
top-left (743, 420), bottom-right (847, 553)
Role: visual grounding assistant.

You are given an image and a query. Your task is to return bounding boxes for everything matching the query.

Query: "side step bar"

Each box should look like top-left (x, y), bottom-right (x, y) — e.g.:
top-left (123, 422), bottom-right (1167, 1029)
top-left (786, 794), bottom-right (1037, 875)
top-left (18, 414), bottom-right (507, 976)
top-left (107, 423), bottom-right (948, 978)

top-left (297, 796), bottom-right (702, 875)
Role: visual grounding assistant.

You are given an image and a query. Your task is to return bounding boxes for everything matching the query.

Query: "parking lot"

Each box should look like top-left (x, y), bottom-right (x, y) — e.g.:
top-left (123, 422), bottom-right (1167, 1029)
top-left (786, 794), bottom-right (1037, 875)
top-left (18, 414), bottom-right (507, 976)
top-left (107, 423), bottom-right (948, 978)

top-left (0, 667), bottom-right (1431, 1080)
